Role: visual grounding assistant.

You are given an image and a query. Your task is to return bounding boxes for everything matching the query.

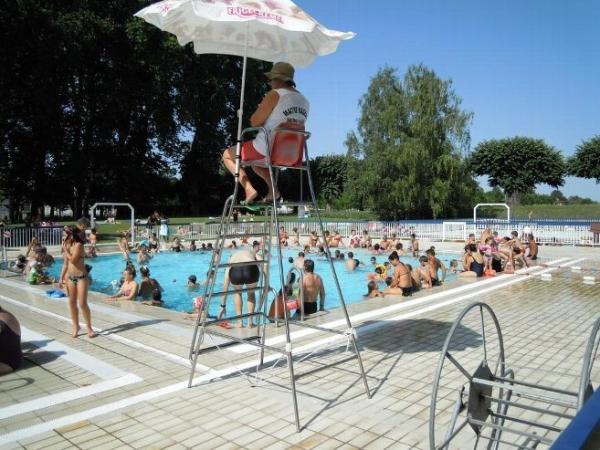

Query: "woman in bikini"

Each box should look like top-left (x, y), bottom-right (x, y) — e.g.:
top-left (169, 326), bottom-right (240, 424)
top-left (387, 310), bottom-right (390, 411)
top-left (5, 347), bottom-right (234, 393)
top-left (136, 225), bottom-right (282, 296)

top-left (107, 267), bottom-right (138, 302)
top-left (383, 251), bottom-right (414, 296)
top-left (60, 218), bottom-right (96, 338)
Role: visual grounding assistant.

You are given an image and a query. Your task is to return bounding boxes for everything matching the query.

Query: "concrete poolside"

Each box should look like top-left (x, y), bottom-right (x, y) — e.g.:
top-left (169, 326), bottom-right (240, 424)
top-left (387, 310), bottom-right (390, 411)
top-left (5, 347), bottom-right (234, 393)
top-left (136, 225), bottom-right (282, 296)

top-left (0, 243), bottom-right (599, 449)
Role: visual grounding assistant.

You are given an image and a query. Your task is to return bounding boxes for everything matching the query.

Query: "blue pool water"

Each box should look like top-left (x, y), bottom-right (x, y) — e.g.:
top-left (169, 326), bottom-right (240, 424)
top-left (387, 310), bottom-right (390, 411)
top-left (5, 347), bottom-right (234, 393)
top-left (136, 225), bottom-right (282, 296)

top-left (49, 250), bottom-right (457, 316)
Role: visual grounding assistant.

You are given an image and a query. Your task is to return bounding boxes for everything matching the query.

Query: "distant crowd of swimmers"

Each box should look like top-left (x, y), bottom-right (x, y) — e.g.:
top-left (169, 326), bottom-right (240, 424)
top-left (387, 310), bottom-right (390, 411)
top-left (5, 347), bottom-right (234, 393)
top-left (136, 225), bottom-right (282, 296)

top-left (276, 226), bottom-right (540, 301)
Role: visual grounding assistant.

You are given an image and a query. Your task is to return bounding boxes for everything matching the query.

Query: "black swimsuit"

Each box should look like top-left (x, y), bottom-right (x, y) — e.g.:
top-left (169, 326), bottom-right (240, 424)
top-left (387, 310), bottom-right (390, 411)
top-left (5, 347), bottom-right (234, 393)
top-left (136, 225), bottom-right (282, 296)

top-left (303, 302), bottom-right (318, 315)
top-left (470, 258), bottom-right (485, 277)
top-left (229, 264), bottom-right (260, 285)
top-left (0, 321), bottom-right (22, 370)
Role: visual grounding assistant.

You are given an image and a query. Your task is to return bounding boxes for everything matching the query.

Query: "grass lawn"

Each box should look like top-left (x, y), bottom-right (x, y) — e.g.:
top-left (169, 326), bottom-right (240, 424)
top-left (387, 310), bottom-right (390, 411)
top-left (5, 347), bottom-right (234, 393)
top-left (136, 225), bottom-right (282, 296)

top-left (508, 204), bottom-right (600, 220)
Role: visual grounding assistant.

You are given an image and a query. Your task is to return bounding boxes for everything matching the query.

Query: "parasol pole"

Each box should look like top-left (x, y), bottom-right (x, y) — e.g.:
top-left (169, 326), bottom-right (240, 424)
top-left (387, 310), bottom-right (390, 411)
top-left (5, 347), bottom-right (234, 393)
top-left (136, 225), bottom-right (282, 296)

top-left (234, 23), bottom-right (250, 185)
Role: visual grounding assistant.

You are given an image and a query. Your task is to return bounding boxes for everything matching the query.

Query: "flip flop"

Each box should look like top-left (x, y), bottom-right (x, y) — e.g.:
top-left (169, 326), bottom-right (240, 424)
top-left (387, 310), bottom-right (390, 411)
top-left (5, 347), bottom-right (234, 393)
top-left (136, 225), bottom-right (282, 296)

top-left (218, 321), bottom-right (232, 329)
top-left (240, 204), bottom-right (261, 212)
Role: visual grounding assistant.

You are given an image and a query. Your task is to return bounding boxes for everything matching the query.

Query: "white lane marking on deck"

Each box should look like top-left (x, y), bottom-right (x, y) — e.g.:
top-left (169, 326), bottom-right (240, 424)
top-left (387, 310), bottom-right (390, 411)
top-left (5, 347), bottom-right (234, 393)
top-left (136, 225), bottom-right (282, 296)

top-left (0, 327), bottom-right (142, 421)
top-left (0, 277), bottom-right (193, 338)
top-left (229, 257), bottom-right (572, 353)
top-left (0, 258), bottom-right (576, 444)
top-left (0, 293), bottom-right (211, 372)
top-left (0, 374), bottom-right (141, 422)
top-left (20, 327), bottom-right (128, 379)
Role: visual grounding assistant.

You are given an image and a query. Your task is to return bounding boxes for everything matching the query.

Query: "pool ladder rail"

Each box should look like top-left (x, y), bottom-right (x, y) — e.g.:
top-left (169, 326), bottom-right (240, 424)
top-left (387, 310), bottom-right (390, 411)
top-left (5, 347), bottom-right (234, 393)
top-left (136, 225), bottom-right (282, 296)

top-left (186, 126), bottom-right (371, 432)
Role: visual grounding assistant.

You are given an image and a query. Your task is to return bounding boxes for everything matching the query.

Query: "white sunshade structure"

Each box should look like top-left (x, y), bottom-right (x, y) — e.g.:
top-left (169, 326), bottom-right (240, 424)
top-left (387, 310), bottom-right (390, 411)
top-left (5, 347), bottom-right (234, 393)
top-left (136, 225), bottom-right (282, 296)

top-left (134, 0), bottom-right (355, 161)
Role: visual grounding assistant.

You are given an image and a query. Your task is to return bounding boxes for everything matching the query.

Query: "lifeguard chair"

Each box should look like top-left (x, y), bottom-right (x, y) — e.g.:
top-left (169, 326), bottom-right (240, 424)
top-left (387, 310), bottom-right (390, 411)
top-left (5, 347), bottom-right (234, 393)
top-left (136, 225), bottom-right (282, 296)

top-left (188, 124), bottom-right (371, 432)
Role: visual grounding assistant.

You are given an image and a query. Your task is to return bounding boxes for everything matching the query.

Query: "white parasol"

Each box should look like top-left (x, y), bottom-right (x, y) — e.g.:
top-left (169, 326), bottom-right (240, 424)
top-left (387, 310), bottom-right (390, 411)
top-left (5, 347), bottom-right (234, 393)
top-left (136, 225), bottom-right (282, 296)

top-left (135, 0), bottom-right (355, 155)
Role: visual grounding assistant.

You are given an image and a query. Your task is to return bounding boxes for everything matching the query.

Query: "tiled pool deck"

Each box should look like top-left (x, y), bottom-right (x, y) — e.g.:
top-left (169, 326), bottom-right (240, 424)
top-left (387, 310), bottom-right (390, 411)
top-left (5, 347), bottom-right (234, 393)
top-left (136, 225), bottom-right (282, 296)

top-left (0, 242), bottom-right (598, 449)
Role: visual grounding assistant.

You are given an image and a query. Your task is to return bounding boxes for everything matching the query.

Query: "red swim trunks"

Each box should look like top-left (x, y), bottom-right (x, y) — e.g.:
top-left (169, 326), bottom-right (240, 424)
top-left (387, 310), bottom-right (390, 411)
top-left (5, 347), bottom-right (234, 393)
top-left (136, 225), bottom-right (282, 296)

top-left (241, 140), bottom-right (265, 162)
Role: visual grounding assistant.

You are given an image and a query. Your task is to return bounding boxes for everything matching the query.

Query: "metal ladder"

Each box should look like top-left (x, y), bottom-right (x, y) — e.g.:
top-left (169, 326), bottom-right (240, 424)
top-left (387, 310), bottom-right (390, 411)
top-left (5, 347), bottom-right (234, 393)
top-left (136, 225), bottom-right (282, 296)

top-left (187, 126), bottom-right (371, 431)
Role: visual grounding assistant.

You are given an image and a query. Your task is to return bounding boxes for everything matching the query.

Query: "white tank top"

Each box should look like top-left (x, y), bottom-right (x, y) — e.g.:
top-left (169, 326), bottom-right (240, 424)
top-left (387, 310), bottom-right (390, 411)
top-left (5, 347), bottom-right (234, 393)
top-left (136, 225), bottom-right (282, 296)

top-left (253, 88), bottom-right (310, 155)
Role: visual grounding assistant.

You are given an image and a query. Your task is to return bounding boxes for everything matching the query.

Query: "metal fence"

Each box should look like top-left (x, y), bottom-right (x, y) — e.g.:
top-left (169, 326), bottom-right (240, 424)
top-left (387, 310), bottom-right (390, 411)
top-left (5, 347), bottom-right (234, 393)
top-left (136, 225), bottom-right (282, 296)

top-left (1, 226), bottom-right (64, 250)
top-left (1, 220), bottom-right (598, 254)
top-left (135, 220), bottom-right (599, 247)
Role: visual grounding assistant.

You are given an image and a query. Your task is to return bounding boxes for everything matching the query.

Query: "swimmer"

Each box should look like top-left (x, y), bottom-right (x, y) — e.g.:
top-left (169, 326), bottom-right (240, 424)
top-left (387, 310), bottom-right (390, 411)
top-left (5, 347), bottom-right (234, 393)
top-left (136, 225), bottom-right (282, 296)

top-left (294, 252), bottom-right (305, 270)
top-left (140, 288), bottom-right (164, 306)
top-left (449, 259), bottom-right (460, 274)
top-left (138, 267), bottom-right (164, 302)
top-left (364, 281), bottom-right (383, 298)
top-left (137, 245), bottom-right (151, 264)
top-left (107, 267), bottom-right (138, 301)
top-left (187, 275), bottom-right (199, 290)
top-left (346, 251), bottom-right (360, 271)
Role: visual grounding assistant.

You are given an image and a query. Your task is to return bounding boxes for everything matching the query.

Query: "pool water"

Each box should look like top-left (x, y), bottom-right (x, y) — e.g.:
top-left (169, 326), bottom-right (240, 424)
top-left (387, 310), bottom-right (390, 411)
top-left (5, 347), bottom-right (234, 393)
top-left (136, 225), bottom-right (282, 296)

top-left (49, 250), bottom-right (457, 316)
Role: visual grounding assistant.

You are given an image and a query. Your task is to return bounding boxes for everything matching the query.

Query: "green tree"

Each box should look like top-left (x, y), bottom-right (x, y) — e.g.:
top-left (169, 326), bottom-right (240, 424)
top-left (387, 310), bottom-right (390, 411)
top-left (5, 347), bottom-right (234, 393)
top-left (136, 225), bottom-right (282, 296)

top-left (568, 135), bottom-right (600, 183)
top-left (311, 155), bottom-right (348, 206)
top-left (482, 187), bottom-right (506, 203)
top-left (469, 137), bottom-right (566, 203)
top-left (550, 189), bottom-right (567, 205)
top-left (345, 65), bottom-right (475, 219)
top-left (0, 1), bottom-right (267, 220)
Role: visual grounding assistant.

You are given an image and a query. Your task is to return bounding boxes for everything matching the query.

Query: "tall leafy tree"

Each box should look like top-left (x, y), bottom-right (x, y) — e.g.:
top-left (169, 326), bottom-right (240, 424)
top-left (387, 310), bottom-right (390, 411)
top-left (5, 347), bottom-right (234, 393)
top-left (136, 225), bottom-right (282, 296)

top-left (345, 65), bottom-right (475, 219)
top-left (0, 0), bottom-right (267, 220)
top-left (311, 155), bottom-right (348, 207)
top-left (568, 135), bottom-right (600, 183)
top-left (469, 137), bottom-right (566, 203)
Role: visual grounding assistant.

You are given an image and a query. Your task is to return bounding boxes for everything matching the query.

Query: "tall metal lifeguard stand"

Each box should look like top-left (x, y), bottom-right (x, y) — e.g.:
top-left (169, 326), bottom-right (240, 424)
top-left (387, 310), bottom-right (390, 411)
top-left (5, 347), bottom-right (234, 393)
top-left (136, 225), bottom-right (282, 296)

top-left (187, 125), bottom-right (371, 431)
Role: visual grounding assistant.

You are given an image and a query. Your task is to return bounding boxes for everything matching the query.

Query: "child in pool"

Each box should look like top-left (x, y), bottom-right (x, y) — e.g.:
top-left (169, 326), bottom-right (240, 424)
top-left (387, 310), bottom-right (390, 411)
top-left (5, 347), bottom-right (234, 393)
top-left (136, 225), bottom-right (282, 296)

top-left (364, 281), bottom-right (383, 298)
top-left (449, 259), bottom-right (460, 274)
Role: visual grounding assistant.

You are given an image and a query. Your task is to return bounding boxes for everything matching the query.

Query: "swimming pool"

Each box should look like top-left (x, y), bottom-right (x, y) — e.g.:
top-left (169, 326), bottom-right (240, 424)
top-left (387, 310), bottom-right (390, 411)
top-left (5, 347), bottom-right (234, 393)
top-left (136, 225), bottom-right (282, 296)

top-left (49, 249), bottom-right (458, 316)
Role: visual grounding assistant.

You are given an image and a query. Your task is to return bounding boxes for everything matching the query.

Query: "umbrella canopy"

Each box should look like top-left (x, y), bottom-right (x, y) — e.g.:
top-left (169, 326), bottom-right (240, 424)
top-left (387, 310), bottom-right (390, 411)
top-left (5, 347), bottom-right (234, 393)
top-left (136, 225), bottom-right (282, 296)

top-left (134, 0), bottom-right (355, 68)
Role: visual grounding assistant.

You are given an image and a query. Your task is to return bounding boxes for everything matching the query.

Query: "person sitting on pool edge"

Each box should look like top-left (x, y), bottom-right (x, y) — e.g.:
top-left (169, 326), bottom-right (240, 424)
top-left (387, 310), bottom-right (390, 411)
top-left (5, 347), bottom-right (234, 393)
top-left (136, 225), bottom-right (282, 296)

top-left (384, 251), bottom-right (413, 297)
top-left (221, 62), bottom-right (310, 204)
top-left (301, 259), bottom-right (325, 315)
top-left (425, 248), bottom-right (447, 286)
top-left (0, 305), bottom-right (22, 375)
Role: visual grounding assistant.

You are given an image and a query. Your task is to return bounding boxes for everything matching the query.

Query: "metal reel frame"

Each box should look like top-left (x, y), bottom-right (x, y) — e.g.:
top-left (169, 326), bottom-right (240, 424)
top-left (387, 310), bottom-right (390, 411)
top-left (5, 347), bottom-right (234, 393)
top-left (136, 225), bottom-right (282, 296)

top-left (430, 303), bottom-right (600, 450)
top-left (578, 316), bottom-right (600, 410)
top-left (429, 302), bottom-right (506, 450)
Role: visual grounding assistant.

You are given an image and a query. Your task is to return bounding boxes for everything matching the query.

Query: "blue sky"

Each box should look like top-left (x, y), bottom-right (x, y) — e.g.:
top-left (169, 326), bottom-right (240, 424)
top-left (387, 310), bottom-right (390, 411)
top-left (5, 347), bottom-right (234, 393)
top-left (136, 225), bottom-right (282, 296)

top-left (291, 0), bottom-right (600, 199)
